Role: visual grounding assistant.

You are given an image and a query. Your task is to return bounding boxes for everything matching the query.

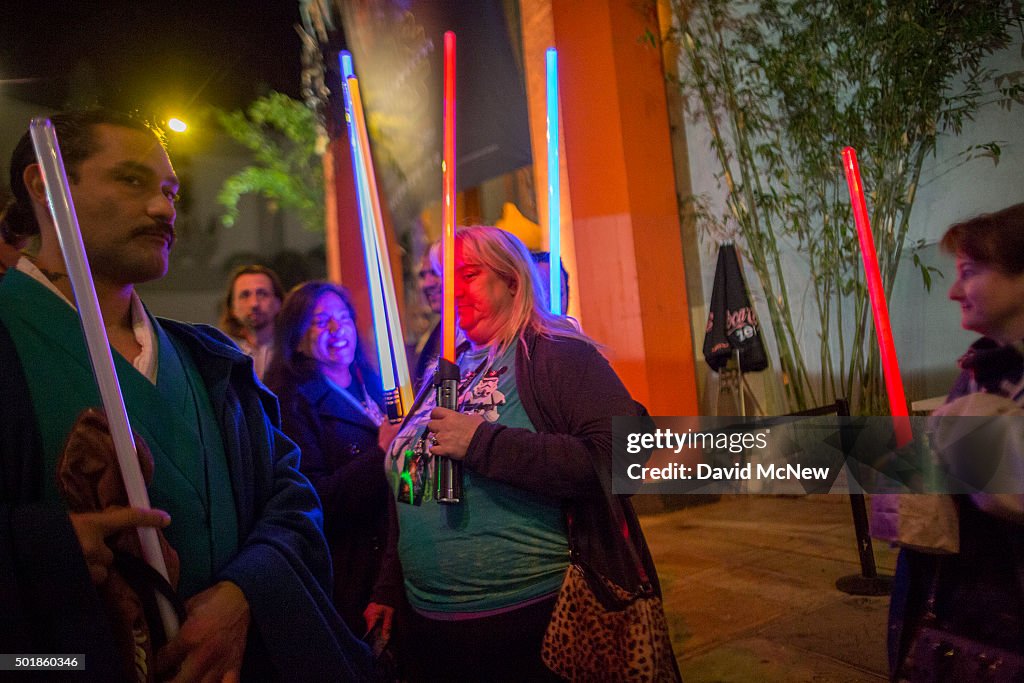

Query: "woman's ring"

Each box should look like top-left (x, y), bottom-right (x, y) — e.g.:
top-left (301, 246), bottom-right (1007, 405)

top-left (430, 434), bottom-right (439, 447)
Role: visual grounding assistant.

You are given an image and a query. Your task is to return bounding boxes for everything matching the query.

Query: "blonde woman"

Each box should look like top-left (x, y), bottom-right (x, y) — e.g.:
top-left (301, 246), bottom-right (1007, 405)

top-left (385, 226), bottom-right (673, 681)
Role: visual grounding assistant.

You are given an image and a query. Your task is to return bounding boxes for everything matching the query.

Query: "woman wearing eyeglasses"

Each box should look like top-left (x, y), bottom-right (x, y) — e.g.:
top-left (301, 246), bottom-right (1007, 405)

top-left (264, 281), bottom-right (401, 655)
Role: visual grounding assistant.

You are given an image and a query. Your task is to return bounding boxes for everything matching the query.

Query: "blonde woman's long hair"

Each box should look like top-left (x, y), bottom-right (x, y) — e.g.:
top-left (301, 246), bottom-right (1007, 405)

top-left (456, 225), bottom-right (592, 362)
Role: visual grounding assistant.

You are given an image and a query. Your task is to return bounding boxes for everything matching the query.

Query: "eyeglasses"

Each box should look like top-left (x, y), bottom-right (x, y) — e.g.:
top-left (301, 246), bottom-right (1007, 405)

top-left (310, 313), bottom-right (353, 330)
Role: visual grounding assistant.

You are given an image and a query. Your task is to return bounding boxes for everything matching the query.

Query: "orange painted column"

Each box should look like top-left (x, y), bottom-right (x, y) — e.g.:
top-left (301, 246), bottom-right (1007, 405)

top-left (550, 0), bottom-right (698, 416)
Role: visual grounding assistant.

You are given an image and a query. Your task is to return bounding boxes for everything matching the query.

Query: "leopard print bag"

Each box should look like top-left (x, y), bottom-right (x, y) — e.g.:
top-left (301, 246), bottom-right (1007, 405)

top-left (541, 559), bottom-right (678, 681)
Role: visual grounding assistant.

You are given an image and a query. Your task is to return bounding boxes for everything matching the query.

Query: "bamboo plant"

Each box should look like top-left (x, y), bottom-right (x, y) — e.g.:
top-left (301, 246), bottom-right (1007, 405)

top-left (663, 0), bottom-right (1024, 413)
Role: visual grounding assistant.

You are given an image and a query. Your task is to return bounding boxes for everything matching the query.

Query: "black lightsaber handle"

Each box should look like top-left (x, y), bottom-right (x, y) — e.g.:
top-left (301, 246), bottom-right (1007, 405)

top-left (384, 387), bottom-right (404, 424)
top-left (435, 357), bottom-right (462, 504)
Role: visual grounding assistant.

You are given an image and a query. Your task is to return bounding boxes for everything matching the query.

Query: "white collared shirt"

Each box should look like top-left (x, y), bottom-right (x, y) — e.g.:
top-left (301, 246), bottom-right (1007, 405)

top-left (17, 256), bottom-right (159, 383)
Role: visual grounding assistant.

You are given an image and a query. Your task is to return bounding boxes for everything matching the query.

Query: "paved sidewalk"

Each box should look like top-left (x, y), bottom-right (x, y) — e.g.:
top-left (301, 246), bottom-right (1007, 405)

top-left (638, 495), bottom-right (898, 682)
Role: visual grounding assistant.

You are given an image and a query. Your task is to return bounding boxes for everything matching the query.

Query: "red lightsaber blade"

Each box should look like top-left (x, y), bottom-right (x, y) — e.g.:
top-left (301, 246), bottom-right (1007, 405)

top-left (842, 147), bottom-right (912, 447)
top-left (436, 30), bottom-right (462, 503)
top-left (441, 31), bottom-right (457, 364)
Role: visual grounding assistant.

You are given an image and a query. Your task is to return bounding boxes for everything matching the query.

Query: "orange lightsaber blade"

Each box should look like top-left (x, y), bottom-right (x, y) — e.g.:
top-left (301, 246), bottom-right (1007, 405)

top-left (348, 75), bottom-right (414, 418)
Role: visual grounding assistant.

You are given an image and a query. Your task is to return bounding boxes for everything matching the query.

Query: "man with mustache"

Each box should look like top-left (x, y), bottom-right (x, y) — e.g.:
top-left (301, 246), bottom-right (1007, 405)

top-left (0, 110), bottom-right (371, 681)
top-left (220, 264), bottom-right (283, 380)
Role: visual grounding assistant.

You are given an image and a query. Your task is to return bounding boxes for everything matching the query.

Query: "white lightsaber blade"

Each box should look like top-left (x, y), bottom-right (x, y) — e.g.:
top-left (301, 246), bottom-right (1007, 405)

top-left (29, 117), bottom-right (179, 638)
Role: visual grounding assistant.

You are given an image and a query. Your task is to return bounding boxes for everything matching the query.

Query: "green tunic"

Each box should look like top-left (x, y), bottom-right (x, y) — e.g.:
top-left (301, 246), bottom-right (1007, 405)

top-left (0, 270), bottom-right (238, 599)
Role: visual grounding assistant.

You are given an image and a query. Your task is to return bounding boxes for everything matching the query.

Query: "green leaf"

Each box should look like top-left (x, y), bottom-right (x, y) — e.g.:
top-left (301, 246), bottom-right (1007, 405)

top-left (211, 92), bottom-right (324, 231)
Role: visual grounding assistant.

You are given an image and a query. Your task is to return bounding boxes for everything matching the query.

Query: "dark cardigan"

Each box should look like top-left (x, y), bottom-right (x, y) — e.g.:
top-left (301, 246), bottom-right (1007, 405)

top-left (462, 329), bottom-right (662, 595)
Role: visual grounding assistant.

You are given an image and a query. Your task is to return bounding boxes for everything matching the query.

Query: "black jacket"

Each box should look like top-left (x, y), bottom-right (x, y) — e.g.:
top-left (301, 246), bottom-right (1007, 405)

top-left (463, 329), bottom-right (662, 595)
top-left (268, 371), bottom-right (403, 632)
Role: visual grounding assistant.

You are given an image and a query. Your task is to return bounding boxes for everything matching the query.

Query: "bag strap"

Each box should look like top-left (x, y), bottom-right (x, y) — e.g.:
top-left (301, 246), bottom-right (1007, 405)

top-left (405, 372), bottom-right (436, 420)
top-left (113, 550), bottom-right (188, 650)
top-left (565, 460), bottom-right (652, 593)
top-left (601, 399), bottom-right (658, 588)
top-left (598, 474), bottom-right (653, 589)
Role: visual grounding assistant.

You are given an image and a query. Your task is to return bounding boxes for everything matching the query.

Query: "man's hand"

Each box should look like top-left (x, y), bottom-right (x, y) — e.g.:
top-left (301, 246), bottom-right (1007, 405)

top-left (157, 581), bottom-right (250, 683)
top-left (69, 506), bottom-right (171, 585)
top-left (426, 408), bottom-right (484, 460)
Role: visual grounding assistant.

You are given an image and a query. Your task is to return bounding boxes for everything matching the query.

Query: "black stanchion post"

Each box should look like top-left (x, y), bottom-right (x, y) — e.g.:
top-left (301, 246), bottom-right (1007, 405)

top-left (835, 491), bottom-right (892, 596)
top-left (832, 399), bottom-right (892, 596)
top-left (784, 399), bottom-right (893, 596)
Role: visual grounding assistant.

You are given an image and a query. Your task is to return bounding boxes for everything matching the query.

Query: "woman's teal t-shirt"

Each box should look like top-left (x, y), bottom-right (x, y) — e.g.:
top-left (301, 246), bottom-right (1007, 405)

top-left (387, 343), bottom-right (569, 616)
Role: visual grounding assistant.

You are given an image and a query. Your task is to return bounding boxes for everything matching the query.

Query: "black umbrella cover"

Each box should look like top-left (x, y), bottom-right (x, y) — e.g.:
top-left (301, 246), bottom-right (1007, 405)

top-left (703, 244), bottom-right (769, 372)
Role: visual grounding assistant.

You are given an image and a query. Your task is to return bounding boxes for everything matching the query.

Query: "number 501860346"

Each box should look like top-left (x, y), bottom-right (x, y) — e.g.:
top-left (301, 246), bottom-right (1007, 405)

top-left (2, 655), bottom-right (83, 670)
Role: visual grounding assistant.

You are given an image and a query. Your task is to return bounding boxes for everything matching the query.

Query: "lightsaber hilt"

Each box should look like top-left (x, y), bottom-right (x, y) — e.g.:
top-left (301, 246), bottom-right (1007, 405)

top-left (384, 387), bottom-right (404, 424)
top-left (434, 357), bottom-right (462, 503)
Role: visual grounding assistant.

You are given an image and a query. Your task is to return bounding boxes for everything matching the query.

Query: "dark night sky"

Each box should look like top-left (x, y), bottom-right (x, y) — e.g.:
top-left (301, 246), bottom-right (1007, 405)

top-left (0, 1), bottom-right (303, 113)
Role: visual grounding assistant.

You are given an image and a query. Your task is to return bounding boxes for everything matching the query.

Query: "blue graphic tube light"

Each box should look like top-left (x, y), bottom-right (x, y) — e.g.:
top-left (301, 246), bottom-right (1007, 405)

top-left (546, 47), bottom-right (561, 315)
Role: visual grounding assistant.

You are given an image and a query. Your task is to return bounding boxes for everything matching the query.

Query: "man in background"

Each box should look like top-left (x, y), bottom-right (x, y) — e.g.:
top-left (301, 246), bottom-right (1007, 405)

top-left (220, 264), bottom-right (283, 380)
top-left (531, 250), bottom-right (570, 316)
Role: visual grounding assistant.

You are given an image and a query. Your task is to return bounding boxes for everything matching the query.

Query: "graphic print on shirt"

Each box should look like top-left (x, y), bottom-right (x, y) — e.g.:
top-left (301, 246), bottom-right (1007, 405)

top-left (393, 363), bottom-right (487, 505)
top-left (458, 366), bottom-right (508, 422)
